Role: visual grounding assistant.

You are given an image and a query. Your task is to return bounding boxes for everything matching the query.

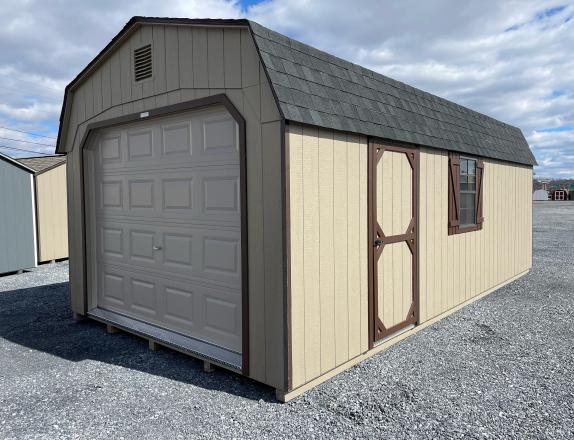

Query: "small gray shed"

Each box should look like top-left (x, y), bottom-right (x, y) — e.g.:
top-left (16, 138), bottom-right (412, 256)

top-left (0, 151), bottom-right (37, 274)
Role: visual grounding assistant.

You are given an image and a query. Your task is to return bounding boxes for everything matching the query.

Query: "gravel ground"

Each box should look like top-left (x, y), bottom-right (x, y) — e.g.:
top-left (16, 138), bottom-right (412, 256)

top-left (1, 201), bottom-right (573, 439)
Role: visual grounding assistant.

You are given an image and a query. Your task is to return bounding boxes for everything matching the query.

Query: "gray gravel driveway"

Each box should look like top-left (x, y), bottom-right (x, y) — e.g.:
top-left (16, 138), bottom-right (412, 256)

top-left (1, 201), bottom-right (573, 439)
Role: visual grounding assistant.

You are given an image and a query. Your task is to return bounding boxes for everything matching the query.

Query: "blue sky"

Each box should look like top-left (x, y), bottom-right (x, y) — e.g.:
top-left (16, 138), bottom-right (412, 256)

top-left (0, 0), bottom-right (572, 177)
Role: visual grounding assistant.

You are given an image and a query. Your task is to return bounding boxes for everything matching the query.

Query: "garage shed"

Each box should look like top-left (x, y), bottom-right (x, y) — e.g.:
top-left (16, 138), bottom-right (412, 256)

top-left (0, 152), bottom-right (37, 274)
top-left (56, 17), bottom-right (536, 401)
top-left (16, 155), bottom-right (69, 263)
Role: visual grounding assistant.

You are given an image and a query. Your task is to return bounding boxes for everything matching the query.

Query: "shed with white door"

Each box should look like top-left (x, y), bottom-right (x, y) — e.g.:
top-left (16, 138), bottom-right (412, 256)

top-left (56, 17), bottom-right (536, 401)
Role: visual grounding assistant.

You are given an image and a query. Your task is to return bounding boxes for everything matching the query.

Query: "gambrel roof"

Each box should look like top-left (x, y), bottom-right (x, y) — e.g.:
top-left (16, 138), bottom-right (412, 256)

top-left (57, 17), bottom-right (536, 166)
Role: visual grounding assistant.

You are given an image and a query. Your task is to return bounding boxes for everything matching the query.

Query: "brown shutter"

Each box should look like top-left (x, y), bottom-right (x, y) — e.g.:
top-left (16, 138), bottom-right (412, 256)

top-left (448, 152), bottom-right (460, 235)
top-left (476, 159), bottom-right (484, 229)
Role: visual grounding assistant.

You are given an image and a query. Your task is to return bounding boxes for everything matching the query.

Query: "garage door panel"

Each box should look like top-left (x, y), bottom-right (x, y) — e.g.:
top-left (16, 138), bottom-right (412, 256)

top-left (127, 129), bottom-right (153, 160)
top-left (89, 107), bottom-right (242, 355)
top-left (99, 267), bottom-right (127, 307)
top-left (94, 109), bottom-right (237, 173)
top-left (202, 114), bottom-right (238, 154)
top-left (203, 236), bottom-right (240, 278)
top-left (130, 278), bottom-right (158, 316)
top-left (129, 229), bottom-right (157, 263)
top-left (99, 134), bottom-right (122, 163)
top-left (165, 286), bottom-right (195, 327)
top-left (163, 233), bottom-right (194, 269)
top-left (97, 220), bottom-right (240, 288)
top-left (100, 180), bottom-right (123, 209)
top-left (203, 176), bottom-right (239, 213)
top-left (96, 168), bottom-right (239, 224)
top-left (129, 179), bottom-right (155, 209)
top-left (101, 226), bottom-right (124, 259)
top-left (201, 289), bottom-right (241, 351)
top-left (96, 264), bottom-right (241, 352)
top-left (162, 177), bottom-right (193, 211)
top-left (161, 120), bottom-right (192, 156)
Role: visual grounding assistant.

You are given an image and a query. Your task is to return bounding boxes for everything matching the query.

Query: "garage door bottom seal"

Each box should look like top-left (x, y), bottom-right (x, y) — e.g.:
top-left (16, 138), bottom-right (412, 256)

top-left (88, 307), bottom-right (242, 372)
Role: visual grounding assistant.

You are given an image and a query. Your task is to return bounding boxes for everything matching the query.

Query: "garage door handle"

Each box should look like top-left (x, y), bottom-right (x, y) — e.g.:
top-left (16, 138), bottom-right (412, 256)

top-left (153, 246), bottom-right (162, 251)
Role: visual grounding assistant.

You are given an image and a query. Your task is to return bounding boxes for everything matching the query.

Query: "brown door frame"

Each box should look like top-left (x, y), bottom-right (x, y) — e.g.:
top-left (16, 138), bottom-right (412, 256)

top-left (368, 139), bottom-right (420, 348)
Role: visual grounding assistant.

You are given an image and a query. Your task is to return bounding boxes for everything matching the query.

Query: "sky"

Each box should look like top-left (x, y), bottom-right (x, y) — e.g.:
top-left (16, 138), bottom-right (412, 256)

top-left (0, 0), bottom-right (572, 178)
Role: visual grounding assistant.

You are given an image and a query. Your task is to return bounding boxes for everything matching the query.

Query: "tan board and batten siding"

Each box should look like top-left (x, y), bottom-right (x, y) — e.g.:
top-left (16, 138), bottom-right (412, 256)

top-left (60, 24), bottom-right (285, 388)
top-left (35, 164), bottom-right (69, 262)
top-left (286, 124), bottom-right (369, 389)
top-left (418, 149), bottom-right (532, 322)
top-left (287, 126), bottom-right (532, 391)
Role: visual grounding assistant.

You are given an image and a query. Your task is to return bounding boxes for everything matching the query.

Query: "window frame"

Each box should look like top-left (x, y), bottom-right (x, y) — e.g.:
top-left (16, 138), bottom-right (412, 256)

top-left (459, 156), bottom-right (478, 228)
top-left (448, 152), bottom-right (484, 235)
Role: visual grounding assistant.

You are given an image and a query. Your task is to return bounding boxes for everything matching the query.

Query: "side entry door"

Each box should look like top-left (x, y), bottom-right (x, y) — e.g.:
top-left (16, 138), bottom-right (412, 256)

top-left (369, 140), bottom-right (419, 344)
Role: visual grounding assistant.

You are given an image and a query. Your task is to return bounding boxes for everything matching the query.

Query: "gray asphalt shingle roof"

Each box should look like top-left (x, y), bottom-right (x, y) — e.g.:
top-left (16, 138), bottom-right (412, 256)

top-left (57, 17), bottom-right (536, 166)
top-left (249, 21), bottom-right (536, 166)
top-left (16, 155), bottom-right (66, 173)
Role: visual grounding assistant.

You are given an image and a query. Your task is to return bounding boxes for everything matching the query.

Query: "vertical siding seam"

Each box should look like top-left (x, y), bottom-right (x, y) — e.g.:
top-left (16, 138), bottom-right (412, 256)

top-left (317, 129), bottom-right (322, 374)
top-left (331, 131), bottom-right (336, 362)
top-left (162, 26), bottom-right (168, 92)
top-left (222, 30), bottom-right (226, 89)
top-left (175, 26), bottom-right (181, 90)
top-left (258, 84), bottom-right (268, 383)
top-left (301, 128), bottom-right (307, 382)
top-left (345, 135), bottom-right (351, 358)
top-left (357, 140), bottom-right (362, 350)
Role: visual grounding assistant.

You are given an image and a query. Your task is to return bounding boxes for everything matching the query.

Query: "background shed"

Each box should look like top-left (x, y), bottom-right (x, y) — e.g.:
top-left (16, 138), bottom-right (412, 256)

top-left (533, 189), bottom-right (549, 201)
top-left (16, 156), bottom-right (69, 263)
top-left (0, 152), bottom-right (37, 274)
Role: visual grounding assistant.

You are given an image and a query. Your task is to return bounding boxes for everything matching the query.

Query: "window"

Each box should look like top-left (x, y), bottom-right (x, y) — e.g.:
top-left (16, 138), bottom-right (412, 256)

top-left (448, 152), bottom-right (484, 235)
top-left (460, 157), bottom-right (477, 226)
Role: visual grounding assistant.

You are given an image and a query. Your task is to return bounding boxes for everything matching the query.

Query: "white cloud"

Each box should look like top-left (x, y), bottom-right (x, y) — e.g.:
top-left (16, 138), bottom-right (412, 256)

top-left (249, 0), bottom-right (574, 177)
top-left (0, 0), bottom-right (572, 176)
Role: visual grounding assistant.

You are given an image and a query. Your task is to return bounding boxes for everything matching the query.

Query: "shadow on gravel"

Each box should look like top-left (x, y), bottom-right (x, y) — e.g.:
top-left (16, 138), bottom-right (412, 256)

top-left (0, 282), bottom-right (274, 402)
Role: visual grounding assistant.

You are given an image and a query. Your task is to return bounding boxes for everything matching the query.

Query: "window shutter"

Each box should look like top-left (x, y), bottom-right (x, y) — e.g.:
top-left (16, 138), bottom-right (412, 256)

top-left (476, 159), bottom-right (484, 229)
top-left (448, 152), bottom-right (460, 235)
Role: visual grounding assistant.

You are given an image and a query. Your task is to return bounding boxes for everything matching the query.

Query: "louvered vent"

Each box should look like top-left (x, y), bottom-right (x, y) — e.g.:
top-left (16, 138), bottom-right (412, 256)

top-left (134, 44), bottom-right (152, 82)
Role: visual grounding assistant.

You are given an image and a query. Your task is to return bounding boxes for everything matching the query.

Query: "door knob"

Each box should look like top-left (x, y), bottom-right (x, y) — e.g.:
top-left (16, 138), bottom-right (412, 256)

top-left (374, 239), bottom-right (383, 247)
top-left (153, 246), bottom-right (162, 251)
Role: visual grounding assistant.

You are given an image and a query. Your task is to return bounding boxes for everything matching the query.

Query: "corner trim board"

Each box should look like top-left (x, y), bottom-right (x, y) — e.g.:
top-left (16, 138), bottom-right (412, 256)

top-left (281, 119), bottom-right (292, 391)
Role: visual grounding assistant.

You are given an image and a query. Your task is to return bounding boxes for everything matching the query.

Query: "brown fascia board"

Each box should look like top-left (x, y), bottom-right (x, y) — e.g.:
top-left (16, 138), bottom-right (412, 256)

top-left (56, 17), bottom-right (252, 153)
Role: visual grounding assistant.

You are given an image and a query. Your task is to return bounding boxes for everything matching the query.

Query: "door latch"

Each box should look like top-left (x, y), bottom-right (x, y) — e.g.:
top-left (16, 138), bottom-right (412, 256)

top-left (374, 239), bottom-right (383, 247)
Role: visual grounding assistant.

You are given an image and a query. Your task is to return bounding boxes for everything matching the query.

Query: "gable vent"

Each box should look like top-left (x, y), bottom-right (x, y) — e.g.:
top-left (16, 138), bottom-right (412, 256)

top-left (133, 44), bottom-right (152, 82)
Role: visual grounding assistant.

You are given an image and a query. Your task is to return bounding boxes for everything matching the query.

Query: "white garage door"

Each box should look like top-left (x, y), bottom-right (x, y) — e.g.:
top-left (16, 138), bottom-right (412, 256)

top-left (84, 106), bottom-right (242, 356)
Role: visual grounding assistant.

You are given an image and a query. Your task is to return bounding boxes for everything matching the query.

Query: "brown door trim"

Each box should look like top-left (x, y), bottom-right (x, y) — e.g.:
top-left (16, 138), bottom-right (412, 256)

top-left (78, 94), bottom-right (250, 375)
top-left (368, 139), bottom-right (420, 348)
